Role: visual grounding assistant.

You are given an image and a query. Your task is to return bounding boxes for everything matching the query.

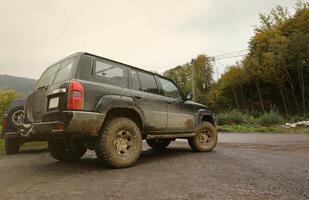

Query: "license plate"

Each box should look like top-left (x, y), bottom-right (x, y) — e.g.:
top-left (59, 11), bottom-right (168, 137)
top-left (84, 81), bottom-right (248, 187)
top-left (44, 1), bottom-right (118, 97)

top-left (49, 97), bottom-right (59, 109)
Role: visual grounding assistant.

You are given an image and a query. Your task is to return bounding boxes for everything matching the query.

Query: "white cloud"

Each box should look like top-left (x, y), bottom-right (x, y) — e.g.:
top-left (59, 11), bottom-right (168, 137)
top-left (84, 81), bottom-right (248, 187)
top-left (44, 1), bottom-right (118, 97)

top-left (0, 0), bottom-right (296, 79)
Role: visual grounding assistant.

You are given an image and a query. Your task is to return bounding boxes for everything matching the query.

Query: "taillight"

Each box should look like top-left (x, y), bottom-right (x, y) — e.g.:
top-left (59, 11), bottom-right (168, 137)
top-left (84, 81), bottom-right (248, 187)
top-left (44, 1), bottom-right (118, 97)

top-left (2, 118), bottom-right (8, 129)
top-left (67, 80), bottom-right (84, 110)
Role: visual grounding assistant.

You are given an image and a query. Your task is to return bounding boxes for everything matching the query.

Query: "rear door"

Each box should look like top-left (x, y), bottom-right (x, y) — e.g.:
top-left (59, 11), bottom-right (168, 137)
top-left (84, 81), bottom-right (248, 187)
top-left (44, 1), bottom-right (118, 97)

top-left (26, 56), bottom-right (77, 123)
top-left (130, 69), bottom-right (167, 132)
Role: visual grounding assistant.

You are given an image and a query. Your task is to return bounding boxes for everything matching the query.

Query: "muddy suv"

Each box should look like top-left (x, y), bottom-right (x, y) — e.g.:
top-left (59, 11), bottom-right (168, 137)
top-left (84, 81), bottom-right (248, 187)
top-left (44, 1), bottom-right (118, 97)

top-left (19, 52), bottom-right (217, 168)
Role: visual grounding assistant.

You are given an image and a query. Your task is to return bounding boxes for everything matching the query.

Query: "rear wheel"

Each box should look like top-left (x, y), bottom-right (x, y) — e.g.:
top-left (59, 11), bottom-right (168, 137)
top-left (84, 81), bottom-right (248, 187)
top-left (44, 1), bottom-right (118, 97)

top-left (5, 139), bottom-right (20, 154)
top-left (188, 122), bottom-right (217, 152)
top-left (95, 117), bottom-right (142, 168)
top-left (48, 138), bottom-right (87, 161)
top-left (146, 139), bottom-right (171, 150)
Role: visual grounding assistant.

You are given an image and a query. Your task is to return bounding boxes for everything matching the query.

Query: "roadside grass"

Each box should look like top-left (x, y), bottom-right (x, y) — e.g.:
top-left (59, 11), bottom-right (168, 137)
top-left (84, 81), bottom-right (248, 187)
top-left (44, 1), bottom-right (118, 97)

top-left (216, 110), bottom-right (309, 134)
top-left (219, 124), bottom-right (309, 134)
top-left (0, 139), bottom-right (47, 152)
top-left (0, 125), bottom-right (47, 152)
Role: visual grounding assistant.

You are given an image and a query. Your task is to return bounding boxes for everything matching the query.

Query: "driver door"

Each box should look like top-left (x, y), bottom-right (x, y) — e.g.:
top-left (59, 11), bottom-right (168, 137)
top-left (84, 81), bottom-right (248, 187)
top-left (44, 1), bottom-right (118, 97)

top-left (157, 77), bottom-right (195, 133)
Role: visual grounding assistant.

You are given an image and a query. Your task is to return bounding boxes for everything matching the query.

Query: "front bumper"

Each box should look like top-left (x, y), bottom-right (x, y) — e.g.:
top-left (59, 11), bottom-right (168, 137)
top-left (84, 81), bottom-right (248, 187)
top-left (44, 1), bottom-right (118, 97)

top-left (19, 111), bottom-right (105, 138)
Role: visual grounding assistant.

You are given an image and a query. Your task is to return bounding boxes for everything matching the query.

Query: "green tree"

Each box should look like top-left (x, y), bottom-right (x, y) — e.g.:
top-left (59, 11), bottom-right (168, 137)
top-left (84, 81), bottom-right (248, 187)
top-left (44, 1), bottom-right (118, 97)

top-left (0, 90), bottom-right (20, 121)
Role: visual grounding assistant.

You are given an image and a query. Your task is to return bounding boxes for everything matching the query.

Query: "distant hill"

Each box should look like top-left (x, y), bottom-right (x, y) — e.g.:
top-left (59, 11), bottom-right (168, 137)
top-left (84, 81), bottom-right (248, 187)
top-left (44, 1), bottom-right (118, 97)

top-left (0, 74), bottom-right (36, 94)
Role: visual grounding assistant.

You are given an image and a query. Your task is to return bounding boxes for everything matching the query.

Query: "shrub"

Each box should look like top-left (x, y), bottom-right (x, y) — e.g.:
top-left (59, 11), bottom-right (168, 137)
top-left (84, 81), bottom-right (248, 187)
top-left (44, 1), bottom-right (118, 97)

top-left (216, 110), bottom-right (246, 125)
top-left (0, 90), bottom-right (20, 120)
top-left (257, 110), bottom-right (284, 126)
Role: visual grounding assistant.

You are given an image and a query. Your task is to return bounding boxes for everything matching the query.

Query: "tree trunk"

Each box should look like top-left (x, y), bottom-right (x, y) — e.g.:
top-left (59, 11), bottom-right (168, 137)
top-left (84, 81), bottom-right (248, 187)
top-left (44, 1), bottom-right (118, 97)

top-left (232, 88), bottom-right (239, 110)
top-left (285, 68), bottom-right (299, 111)
top-left (298, 67), bottom-right (306, 114)
top-left (240, 86), bottom-right (245, 112)
top-left (278, 85), bottom-right (288, 115)
top-left (256, 81), bottom-right (265, 113)
top-left (249, 82), bottom-right (254, 111)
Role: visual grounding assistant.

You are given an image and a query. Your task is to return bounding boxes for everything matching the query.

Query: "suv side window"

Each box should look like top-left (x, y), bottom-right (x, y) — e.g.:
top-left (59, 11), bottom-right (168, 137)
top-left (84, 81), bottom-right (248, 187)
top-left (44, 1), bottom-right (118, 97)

top-left (131, 70), bottom-right (141, 90)
top-left (137, 71), bottom-right (158, 94)
top-left (94, 59), bottom-right (128, 88)
top-left (158, 77), bottom-right (182, 100)
top-left (35, 64), bottom-right (59, 90)
top-left (53, 57), bottom-right (76, 84)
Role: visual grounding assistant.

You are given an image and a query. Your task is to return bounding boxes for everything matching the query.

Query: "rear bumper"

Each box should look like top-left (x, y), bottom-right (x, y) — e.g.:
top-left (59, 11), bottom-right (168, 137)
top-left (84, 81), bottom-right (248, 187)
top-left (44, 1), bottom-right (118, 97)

top-left (19, 111), bottom-right (105, 138)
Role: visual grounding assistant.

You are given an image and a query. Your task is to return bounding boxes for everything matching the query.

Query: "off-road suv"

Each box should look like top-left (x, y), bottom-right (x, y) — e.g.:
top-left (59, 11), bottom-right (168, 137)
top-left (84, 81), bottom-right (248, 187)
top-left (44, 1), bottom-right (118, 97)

top-left (19, 52), bottom-right (217, 168)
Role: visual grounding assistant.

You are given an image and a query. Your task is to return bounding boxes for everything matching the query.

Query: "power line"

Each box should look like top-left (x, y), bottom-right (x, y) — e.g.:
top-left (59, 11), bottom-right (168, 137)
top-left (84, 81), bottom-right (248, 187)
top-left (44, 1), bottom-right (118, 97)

top-left (212, 49), bottom-right (249, 59)
top-left (214, 53), bottom-right (248, 61)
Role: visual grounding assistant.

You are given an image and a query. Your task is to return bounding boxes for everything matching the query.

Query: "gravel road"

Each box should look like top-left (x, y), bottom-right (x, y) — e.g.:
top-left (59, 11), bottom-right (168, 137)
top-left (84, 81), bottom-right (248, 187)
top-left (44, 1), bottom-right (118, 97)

top-left (0, 133), bottom-right (308, 200)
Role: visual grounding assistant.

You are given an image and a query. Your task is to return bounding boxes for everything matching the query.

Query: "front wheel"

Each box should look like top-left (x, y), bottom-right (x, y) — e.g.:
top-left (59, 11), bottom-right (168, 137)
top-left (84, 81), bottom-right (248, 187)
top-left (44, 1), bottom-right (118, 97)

top-left (48, 138), bottom-right (87, 162)
top-left (5, 139), bottom-right (20, 154)
top-left (95, 117), bottom-right (142, 168)
top-left (188, 122), bottom-right (217, 152)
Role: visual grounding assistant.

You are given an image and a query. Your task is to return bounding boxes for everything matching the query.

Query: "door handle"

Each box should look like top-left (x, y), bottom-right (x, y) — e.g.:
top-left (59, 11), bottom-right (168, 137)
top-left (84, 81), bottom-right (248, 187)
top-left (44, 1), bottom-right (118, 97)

top-left (166, 101), bottom-right (172, 104)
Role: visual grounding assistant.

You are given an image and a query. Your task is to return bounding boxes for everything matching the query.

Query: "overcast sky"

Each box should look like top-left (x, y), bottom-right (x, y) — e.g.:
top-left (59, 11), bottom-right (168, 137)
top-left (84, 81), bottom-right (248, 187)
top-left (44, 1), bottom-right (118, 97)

top-left (0, 0), bottom-right (296, 80)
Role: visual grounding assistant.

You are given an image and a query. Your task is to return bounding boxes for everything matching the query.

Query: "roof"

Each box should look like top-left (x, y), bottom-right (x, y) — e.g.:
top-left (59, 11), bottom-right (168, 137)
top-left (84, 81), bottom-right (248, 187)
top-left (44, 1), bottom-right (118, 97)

top-left (81, 52), bottom-right (171, 81)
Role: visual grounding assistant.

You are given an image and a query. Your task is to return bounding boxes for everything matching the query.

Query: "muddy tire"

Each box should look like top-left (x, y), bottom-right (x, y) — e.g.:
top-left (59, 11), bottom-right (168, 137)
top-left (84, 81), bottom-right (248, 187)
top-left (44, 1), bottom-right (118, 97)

top-left (95, 117), bottom-right (142, 168)
top-left (188, 122), bottom-right (217, 152)
top-left (146, 139), bottom-right (171, 150)
top-left (48, 138), bottom-right (87, 162)
top-left (5, 139), bottom-right (20, 154)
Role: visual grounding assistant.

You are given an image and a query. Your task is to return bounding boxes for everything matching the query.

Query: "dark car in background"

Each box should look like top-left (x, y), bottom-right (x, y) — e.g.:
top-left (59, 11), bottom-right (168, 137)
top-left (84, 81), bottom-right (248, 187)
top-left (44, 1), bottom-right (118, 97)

top-left (1, 99), bottom-right (46, 154)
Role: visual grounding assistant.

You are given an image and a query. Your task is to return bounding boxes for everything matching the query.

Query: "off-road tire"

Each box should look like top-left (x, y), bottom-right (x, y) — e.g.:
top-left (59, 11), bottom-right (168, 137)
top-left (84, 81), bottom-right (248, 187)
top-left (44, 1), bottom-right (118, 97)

top-left (188, 122), bottom-right (217, 152)
top-left (146, 139), bottom-right (171, 150)
top-left (5, 139), bottom-right (20, 154)
top-left (95, 117), bottom-right (142, 168)
top-left (48, 138), bottom-right (87, 162)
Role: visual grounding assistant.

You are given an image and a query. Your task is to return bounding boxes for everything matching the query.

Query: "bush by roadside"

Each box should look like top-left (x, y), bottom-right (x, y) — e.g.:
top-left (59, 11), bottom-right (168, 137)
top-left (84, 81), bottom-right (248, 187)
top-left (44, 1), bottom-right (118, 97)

top-left (216, 110), bottom-right (285, 126)
top-left (216, 110), bottom-right (254, 125)
top-left (216, 110), bottom-right (309, 133)
top-left (256, 111), bottom-right (284, 126)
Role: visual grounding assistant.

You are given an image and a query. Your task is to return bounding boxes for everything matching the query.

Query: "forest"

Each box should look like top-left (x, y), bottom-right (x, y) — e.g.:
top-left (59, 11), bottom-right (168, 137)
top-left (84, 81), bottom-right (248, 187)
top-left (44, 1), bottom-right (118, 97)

top-left (164, 1), bottom-right (309, 117)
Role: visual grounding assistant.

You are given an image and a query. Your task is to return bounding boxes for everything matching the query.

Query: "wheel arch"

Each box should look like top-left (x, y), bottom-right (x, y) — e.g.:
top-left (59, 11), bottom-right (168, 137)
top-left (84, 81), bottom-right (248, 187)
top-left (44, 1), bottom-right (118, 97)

top-left (95, 95), bottom-right (145, 131)
top-left (103, 107), bottom-right (144, 131)
top-left (197, 109), bottom-right (216, 127)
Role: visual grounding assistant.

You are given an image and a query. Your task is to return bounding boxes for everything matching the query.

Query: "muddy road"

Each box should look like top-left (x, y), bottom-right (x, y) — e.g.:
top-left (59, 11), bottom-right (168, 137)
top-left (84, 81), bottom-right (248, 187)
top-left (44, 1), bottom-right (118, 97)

top-left (0, 133), bottom-right (309, 200)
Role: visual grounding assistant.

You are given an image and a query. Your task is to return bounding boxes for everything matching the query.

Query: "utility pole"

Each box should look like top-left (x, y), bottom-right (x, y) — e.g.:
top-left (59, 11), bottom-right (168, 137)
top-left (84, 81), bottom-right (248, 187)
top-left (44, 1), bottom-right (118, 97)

top-left (191, 59), bottom-right (196, 101)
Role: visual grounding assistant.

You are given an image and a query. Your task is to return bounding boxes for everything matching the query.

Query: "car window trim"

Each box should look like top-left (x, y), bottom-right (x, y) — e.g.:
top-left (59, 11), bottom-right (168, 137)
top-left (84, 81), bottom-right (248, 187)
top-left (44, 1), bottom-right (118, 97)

top-left (136, 71), bottom-right (159, 95)
top-left (92, 58), bottom-right (129, 88)
top-left (157, 76), bottom-right (182, 100)
top-left (129, 68), bottom-right (142, 91)
top-left (52, 56), bottom-right (78, 85)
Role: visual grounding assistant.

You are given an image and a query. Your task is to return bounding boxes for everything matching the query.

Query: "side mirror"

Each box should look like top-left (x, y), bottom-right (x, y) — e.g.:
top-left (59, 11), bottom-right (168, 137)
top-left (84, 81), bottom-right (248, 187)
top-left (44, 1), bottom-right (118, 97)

top-left (185, 92), bottom-right (193, 101)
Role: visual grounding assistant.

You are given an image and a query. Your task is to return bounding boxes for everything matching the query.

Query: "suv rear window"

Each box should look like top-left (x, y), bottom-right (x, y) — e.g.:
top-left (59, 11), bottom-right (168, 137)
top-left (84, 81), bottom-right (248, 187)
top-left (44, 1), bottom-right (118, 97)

top-left (35, 56), bottom-right (77, 90)
top-left (35, 64), bottom-right (59, 90)
top-left (53, 57), bottom-right (76, 84)
top-left (95, 59), bottom-right (128, 88)
top-left (137, 72), bottom-right (158, 94)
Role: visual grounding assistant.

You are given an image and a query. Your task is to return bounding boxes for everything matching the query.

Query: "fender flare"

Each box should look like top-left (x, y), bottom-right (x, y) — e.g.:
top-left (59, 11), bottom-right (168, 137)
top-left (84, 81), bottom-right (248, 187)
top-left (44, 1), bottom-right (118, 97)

top-left (195, 109), bottom-right (215, 127)
top-left (94, 95), bottom-right (145, 128)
